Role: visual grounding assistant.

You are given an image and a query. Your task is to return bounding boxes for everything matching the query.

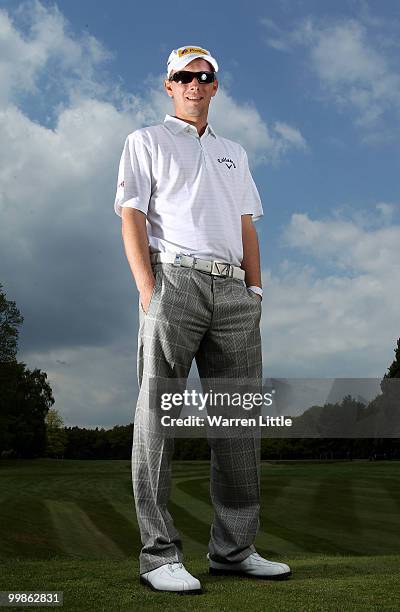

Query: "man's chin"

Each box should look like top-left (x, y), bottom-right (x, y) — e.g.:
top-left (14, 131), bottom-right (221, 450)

top-left (183, 106), bottom-right (204, 117)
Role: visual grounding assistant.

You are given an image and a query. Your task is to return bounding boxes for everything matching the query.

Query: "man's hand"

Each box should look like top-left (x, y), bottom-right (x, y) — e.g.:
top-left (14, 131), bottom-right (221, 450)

top-left (140, 279), bottom-right (156, 314)
top-left (248, 289), bottom-right (262, 302)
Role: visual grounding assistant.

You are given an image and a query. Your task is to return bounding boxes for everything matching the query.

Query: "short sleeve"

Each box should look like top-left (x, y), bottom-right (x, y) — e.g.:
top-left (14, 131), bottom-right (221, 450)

top-left (114, 132), bottom-right (152, 217)
top-left (240, 148), bottom-right (263, 222)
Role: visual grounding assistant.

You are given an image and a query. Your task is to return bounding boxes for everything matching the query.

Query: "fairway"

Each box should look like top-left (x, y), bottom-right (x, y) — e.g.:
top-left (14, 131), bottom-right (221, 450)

top-left (0, 459), bottom-right (399, 610)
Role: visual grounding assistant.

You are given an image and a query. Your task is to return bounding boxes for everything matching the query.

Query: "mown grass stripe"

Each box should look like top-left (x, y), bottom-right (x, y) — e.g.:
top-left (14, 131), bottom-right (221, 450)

top-left (75, 498), bottom-right (142, 557)
top-left (45, 499), bottom-right (124, 559)
top-left (167, 500), bottom-right (211, 551)
top-left (0, 496), bottom-right (65, 560)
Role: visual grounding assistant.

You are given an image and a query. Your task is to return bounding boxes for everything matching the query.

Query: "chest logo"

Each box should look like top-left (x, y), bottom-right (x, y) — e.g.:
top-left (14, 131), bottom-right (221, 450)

top-left (218, 157), bottom-right (236, 169)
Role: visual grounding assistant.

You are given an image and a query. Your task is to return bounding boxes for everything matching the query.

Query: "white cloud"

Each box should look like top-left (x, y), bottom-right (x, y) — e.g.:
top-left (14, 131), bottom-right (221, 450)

top-left (262, 210), bottom-right (400, 376)
top-left (260, 15), bottom-right (400, 135)
top-left (307, 20), bottom-right (400, 128)
top-left (0, 1), bottom-right (112, 105)
top-left (260, 16), bottom-right (292, 51)
top-left (211, 91), bottom-right (307, 164)
top-left (272, 121), bottom-right (307, 148)
top-left (283, 212), bottom-right (400, 273)
top-left (375, 201), bottom-right (397, 223)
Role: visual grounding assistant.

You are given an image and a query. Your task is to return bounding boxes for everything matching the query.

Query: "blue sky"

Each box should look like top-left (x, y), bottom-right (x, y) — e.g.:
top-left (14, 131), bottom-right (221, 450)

top-left (0, 0), bottom-right (399, 427)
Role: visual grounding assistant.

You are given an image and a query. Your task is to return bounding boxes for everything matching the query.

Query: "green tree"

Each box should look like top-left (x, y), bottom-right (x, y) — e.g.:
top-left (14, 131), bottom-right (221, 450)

top-left (0, 284), bottom-right (55, 458)
top-left (367, 337), bottom-right (400, 455)
top-left (0, 283), bottom-right (23, 363)
top-left (385, 337), bottom-right (400, 379)
top-left (45, 408), bottom-right (67, 458)
top-left (3, 362), bottom-right (55, 458)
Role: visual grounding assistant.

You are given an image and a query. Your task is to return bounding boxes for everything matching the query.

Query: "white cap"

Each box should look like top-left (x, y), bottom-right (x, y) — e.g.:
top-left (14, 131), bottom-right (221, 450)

top-left (167, 45), bottom-right (219, 78)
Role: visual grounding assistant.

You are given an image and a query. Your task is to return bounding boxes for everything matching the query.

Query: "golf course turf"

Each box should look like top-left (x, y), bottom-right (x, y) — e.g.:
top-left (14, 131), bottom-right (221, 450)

top-left (0, 459), bottom-right (399, 610)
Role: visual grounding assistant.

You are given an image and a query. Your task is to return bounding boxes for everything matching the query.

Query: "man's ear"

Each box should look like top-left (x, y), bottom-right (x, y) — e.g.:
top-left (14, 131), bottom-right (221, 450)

top-left (164, 78), bottom-right (173, 98)
top-left (211, 78), bottom-right (218, 97)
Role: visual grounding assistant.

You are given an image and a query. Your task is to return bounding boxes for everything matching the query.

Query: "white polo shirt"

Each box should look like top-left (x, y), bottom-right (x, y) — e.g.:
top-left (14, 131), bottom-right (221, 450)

top-left (114, 114), bottom-right (263, 266)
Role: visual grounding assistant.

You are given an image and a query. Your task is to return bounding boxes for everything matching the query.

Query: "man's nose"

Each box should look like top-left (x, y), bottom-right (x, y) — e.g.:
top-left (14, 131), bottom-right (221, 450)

top-left (187, 82), bottom-right (200, 92)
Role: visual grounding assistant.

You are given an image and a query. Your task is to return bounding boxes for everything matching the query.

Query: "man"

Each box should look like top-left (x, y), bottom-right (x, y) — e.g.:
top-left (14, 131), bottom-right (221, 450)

top-left (114, 45), bottom-right (291, 594)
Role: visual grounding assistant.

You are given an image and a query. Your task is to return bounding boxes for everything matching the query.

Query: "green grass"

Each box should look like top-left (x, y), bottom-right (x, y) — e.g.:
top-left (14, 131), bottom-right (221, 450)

top-left (0, 459), bottom-right (399, 610)
top-left (1, 555), bottom-right (399, 611)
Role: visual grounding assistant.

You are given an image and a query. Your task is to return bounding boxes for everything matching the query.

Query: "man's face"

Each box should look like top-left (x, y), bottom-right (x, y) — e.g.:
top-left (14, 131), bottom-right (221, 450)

top-left (164, 58), bottom-right (218, 119)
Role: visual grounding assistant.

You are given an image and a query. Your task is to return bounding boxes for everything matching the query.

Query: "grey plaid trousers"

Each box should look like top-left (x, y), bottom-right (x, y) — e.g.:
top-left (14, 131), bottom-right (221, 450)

top-left (132, 262), bottom-right (263, 574)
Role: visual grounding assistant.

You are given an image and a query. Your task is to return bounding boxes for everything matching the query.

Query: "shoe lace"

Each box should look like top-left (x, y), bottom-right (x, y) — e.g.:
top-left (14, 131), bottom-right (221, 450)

top-left (168, 562), bottom-right (183, 573)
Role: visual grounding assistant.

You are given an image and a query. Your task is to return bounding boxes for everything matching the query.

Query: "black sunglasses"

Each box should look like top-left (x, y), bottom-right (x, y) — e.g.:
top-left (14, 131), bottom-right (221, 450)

top-left (169, 70), bottom-right (216, 84)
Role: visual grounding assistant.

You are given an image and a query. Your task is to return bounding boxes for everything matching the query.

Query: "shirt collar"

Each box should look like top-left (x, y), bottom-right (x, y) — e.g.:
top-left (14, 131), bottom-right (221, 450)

top-left (164, 114), bottom-right (217, 138)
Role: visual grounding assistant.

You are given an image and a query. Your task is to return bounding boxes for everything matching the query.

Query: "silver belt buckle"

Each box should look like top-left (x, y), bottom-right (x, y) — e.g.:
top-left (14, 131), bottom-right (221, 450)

top-left (173, 254), bottom-right (182, 266)
top-left (211, 261), bottom-right (231, 277)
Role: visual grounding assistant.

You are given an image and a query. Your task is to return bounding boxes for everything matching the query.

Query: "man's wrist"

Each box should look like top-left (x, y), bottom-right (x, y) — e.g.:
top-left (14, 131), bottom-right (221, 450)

top-left (247, 285), bottom-right (263, 298)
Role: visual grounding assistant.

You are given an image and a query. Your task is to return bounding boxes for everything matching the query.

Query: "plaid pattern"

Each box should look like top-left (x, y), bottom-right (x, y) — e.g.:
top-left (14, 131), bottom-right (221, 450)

top-left (132, 263), bottom-right (262, 573)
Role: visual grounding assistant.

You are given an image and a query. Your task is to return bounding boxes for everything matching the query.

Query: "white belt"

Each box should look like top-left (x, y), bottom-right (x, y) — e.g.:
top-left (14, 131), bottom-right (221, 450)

top-left (150, 252), bottom-right (245, 281)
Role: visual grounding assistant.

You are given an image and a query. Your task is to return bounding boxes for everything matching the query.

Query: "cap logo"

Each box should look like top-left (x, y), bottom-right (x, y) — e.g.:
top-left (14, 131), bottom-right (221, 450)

top-left (178, 47), bottom-right (208, 58)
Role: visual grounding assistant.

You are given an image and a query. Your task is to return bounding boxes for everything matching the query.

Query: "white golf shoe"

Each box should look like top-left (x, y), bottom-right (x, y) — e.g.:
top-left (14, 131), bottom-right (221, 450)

top-left (208, 552), bottom-right (292, 580)
top-left (140, 562), bottom-right (203, 594)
